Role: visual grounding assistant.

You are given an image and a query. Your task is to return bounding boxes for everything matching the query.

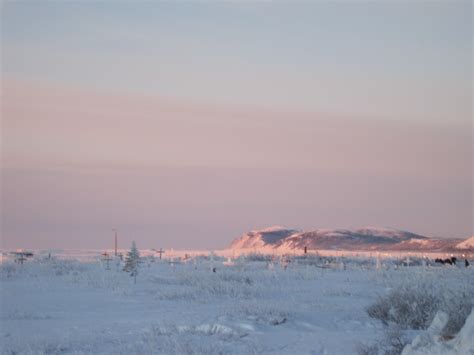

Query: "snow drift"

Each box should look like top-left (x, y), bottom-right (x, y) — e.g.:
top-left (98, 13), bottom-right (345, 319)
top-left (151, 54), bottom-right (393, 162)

top-left (402, 310), bottom-right (474, 355)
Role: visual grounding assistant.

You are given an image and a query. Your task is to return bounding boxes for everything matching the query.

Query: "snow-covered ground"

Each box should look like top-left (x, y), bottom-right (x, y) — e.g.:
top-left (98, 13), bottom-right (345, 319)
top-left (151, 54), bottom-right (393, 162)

top-left (1, 251), bottom-right (472, 354)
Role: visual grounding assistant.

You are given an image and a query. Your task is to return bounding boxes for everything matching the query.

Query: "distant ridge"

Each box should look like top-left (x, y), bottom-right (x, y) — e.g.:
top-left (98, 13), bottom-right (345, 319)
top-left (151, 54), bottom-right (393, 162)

top-left (229, 226), bottom-right (471, 252)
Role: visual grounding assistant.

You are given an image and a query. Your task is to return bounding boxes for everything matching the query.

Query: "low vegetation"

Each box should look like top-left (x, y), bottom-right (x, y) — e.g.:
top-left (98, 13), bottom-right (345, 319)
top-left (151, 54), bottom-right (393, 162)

top-left (360, 270), bottom-right (474, 354)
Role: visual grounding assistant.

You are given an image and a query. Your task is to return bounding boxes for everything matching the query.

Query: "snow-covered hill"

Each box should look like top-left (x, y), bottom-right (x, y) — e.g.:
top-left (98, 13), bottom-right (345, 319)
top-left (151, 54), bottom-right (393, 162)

top-left (229, 226), bottom-right (300, 250)
top-left (456, 236), bottom-right (474, 250)
top-left (230, 226), bottom-right (467, 252)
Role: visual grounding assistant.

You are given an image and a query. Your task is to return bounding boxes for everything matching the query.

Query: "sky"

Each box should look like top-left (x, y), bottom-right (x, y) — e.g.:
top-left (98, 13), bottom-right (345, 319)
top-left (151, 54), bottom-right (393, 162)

top-left (1, 1), bottom-right (472, 249)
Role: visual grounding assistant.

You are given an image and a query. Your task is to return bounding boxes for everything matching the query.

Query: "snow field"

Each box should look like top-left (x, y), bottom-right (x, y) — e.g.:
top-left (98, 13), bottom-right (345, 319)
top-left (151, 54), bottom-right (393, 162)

top-left (1, 254), bottom-right (472, 354)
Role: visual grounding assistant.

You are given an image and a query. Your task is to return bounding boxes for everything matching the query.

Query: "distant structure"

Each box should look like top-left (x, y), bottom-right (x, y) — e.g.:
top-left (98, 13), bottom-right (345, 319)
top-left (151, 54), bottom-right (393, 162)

top-left (11, 251), bottom-right (33, 264)
top-left (157, 248), bottom-right (165, 260)
top-left (102, 252), bottom-right (112, 270)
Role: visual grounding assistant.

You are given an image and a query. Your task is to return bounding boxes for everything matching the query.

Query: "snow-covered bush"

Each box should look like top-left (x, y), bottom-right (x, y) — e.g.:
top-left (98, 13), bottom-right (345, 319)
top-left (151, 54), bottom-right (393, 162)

top-left (1, 258), bottom-right (90, 281)
top-left (150, 266), bottom-right (261, 301)
top-left (0, 262), bottom-right (18, 279)
top-left (182, 270), bottom-right (257, 299)
top-left (356, 325), bottom-right (410, 355)
top-left (192, 253), bottom-right (226, 263)
top-left (366, 283), bottom-right (440, 330)
top-left (236, 301), bottom-right (290, 325)
top-left (50, 259), bottom-right (89, 276)
top-left (238, 253), bottom-right (273, 262)
top-left (367, 275), bottom-right (474, 337)
top-left (138, 323), bottom-right (256, 354)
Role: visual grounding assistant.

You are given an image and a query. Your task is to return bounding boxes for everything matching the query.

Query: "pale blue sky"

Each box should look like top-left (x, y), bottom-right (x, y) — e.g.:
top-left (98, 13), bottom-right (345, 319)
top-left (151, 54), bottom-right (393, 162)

top-left (1, 1), bottom-right (472, 249)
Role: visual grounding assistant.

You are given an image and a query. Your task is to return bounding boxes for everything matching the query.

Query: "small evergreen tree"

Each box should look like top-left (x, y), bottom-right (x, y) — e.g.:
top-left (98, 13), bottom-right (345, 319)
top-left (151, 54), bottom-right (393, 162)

top-left (123, 241), bottom-right (140, 283)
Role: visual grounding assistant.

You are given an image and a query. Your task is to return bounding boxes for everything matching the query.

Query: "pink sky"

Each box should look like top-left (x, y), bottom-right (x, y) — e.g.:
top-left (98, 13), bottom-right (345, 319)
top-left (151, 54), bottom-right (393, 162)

top-left (1, 2), bottom-right (472, 249)
top-left (2, 80), bottom-right (472, 249)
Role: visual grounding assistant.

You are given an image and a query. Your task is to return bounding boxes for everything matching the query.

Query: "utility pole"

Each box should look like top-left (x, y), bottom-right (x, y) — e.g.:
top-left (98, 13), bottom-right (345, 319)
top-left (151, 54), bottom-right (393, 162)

top-left (113, 229), bottom-right (118, 256)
